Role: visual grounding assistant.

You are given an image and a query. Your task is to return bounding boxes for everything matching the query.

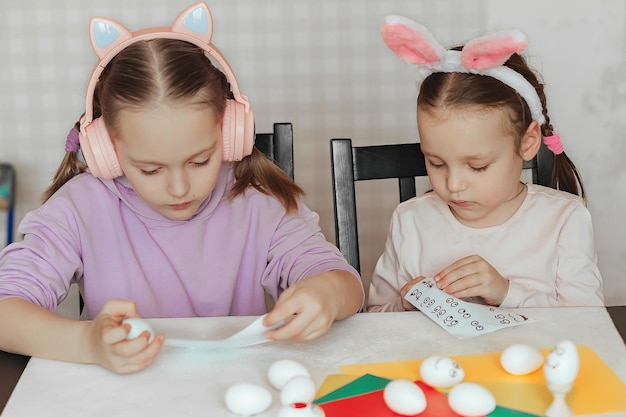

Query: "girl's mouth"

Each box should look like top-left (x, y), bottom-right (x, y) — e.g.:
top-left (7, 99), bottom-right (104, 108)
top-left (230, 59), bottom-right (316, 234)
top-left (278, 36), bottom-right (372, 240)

top-left (170, 202), bottom-right (192, 210)
top-left (451, 200), bottom-right (473, 208)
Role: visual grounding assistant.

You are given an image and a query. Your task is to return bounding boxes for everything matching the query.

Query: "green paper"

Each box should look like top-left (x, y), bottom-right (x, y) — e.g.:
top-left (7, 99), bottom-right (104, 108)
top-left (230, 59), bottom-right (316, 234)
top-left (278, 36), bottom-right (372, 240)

top-left (314, 374), bottom-right (390, 404)
top-left (488, 407), bottom-right (540, 417)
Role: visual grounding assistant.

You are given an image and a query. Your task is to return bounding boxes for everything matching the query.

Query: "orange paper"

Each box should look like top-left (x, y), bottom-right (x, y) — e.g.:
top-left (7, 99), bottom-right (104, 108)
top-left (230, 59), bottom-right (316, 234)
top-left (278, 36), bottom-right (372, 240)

top-left (338, 346), bottom-right (626, 415)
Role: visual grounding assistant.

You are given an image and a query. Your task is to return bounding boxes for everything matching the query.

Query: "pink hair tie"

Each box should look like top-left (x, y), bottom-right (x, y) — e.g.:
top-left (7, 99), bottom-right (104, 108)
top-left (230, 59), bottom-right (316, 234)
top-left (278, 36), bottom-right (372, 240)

top-left (65, 128), bottom-right (80, 152)
top-left (543, 132), bottom-right (563, 155)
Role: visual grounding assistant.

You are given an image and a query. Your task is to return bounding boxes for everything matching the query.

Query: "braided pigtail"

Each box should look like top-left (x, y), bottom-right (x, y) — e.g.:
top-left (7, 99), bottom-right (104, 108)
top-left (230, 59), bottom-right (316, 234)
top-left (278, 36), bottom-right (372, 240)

top-left (539, 105), bottom-right (586, 202)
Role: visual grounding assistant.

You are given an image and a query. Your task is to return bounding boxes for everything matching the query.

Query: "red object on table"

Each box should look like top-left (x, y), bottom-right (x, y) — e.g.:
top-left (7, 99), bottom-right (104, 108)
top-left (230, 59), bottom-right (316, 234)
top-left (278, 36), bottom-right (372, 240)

top-left (318, 380), bottom-right (472, 417)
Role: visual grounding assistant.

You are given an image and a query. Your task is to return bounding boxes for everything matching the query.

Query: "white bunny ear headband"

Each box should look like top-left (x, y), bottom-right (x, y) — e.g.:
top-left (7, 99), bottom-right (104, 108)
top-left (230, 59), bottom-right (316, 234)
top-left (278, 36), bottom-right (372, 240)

top-left (380, 15), bottom-right (545, 126)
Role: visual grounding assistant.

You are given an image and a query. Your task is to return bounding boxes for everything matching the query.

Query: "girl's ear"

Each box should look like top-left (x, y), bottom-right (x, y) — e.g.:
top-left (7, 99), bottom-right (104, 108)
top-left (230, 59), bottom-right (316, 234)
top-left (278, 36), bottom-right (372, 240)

top-left (520, 121), bottom-right (542, 161)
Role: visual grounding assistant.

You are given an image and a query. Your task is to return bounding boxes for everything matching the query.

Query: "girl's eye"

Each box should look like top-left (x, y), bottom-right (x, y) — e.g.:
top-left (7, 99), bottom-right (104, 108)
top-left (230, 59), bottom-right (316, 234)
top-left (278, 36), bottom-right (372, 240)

top-left (141, 168), bottom-right (159, 176)
top-left (192, 159), bottom-right (210, 167)
top-left (427, 160), bottom-right (444, 169)
top-left (471, 165), bottom-right (489, 172)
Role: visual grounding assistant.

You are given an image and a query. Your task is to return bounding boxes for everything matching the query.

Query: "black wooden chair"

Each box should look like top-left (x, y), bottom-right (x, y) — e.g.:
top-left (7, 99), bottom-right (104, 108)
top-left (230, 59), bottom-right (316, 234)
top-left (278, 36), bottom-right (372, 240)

top-left (255, 122), bottom-right (295, 181)
top-left (0, 164), bottom-right (16, 247)
top-left (330, 138), bottom-right (553, 273)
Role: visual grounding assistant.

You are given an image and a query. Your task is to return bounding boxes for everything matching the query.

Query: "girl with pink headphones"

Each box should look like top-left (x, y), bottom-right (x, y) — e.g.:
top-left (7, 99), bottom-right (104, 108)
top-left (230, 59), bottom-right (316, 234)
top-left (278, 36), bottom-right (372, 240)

top-left (0, 3), bottom-right (363, 373)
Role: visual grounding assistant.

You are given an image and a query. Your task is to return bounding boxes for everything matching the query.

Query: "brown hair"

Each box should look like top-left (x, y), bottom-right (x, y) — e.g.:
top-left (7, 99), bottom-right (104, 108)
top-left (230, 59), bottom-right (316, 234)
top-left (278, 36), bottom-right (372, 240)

top-left (43, 39), bottom-right (303, 211)
top-left (417, 50), bottom-right (585, 201)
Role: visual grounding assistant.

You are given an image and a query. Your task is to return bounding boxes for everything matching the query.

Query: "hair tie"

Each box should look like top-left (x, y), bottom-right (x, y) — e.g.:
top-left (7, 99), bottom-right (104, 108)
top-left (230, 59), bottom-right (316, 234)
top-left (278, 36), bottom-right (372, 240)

top-left (65, 128), bottom-right (80, 152)
top-left (543, 132), bottom-right (563, 155)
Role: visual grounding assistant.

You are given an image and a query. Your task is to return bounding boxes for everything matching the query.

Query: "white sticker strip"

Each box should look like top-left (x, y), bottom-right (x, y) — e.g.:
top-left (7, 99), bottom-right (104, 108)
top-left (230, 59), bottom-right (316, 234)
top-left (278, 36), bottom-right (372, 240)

top-left (164, 314), bottom-right (284, 349)
top-left (404, 278), bottom-right (534, 338)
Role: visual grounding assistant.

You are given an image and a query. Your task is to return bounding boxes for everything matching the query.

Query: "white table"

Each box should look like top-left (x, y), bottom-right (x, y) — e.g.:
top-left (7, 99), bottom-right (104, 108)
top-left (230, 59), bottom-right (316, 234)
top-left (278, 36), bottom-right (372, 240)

top-left (2, 307), bottom-right (625, 416)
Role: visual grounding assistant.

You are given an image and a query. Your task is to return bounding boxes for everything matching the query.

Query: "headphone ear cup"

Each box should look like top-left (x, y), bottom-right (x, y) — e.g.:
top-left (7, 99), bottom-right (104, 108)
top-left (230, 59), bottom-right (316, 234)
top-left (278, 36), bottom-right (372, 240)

top-left (79, 117), bottom-right (123, 180)
top-left (222, 99), bottom-right (255, 162)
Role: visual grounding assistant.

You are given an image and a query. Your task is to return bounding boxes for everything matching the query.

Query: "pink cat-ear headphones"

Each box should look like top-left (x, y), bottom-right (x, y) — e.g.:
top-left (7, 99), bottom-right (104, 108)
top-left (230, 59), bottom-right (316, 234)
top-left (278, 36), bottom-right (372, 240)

top-left (79, 2), bottom-right (255, 179)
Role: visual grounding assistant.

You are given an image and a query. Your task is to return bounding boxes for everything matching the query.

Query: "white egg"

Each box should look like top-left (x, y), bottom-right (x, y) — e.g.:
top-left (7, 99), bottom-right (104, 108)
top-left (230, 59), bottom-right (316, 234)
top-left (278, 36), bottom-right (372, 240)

top-left (419, 356), bottom-right (464, 388)
top-left (500, 344), bottom-right (544, 375)
top-left (280, 375), bottom-right (316, 406)
top-left (224, 382), bottom-right (272, 416)
top-left (544, 340), bottom-right (580, 385)
top-left (268, 359), bottom-right (311, 390)
top-left (383, 379), bottom-right (427, 416)
top-left (448, 382), bottom-right (496, 417)
top-left (122, 318), bottom-right (155, 343)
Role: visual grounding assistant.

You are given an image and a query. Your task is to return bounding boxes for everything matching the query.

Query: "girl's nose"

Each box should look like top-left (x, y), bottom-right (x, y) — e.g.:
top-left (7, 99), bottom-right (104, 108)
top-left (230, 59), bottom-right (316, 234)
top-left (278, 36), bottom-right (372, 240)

top-left (446, 169), bottom-right (467, 193)
top-left (167, 171), bottom-right (190, 198)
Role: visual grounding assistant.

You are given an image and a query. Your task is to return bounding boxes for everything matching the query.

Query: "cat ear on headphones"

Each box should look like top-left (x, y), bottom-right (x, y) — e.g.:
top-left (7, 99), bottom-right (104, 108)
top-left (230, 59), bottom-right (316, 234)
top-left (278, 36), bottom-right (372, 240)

top-left (172, 3), bottom-right (213, 44)
top-left (90, 17), bottom-right (133, 59)
top-left (89, 3), bottom-right (214, 61)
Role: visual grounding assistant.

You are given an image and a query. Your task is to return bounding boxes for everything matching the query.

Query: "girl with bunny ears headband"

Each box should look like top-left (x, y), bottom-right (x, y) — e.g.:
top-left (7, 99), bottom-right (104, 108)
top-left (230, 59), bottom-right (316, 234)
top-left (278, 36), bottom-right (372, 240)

top-left (367, 16), bottom-right (603, 312)
top-left (380, 15), bottom-right (585, 200)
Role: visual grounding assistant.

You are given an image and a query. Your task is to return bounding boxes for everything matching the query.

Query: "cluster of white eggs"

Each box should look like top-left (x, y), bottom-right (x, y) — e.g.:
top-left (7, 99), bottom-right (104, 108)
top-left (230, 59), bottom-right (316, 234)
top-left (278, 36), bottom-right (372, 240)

top-left (383, 341), bottom-right (572, 417)
top-left (383, 354), bottom-right (496, 416)
top-left (225, 359), bottom-right (324, 417)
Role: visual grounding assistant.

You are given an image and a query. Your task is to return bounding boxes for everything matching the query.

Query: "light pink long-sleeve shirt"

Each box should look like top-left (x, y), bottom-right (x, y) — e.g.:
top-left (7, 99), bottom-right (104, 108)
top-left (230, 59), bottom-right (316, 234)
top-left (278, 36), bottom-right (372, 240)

top-left (0, 164), bottom-right (361, 319)
top-left (368, 184), bottom-right (604, 312)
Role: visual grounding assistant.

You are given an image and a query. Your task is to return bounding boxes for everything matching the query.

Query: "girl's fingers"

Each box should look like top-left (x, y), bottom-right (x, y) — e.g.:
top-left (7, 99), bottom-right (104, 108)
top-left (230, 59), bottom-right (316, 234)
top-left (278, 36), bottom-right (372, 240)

top-left (100, 299), bottom-right (138, 318)
top-left (101, 323), bottom-right (130, 345)
top-left (110, 334), bottom-right (165, 374)
top-left (436, 257), bottom-right (482, 288)
top-left (112, 332), bottom-right (154, 357)
top-left (266, 309), bottom-right (329, 341)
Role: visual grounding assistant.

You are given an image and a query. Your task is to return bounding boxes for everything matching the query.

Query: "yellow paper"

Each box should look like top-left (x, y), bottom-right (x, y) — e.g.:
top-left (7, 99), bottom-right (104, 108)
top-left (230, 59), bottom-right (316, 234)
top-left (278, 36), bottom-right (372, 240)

top-left (338, 345), bottom-right (626, 415)
top-left (315, 374), bottom-right (362, 398)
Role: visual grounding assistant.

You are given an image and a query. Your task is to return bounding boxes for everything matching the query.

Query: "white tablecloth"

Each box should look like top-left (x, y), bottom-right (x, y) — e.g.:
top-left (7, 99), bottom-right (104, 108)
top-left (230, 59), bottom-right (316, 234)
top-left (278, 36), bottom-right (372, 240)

top-left (2, 307), bottom-right (625, 416)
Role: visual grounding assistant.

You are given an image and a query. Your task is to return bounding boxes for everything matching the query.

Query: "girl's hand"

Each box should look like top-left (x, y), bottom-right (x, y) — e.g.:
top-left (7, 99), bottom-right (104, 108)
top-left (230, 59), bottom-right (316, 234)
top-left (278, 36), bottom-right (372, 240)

top-left (399, 276), bottom-right (427, 311)
top-left (84, 299), bottom-right (164, 374)
top-left (263, 271), bottom-right (362, 341)
top-left (434, 255), bottom-right (509, 306)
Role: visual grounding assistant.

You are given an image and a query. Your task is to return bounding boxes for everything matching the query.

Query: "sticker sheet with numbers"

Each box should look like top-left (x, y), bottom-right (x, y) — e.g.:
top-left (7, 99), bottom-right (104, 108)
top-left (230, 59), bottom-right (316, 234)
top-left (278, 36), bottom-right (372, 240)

top-left (404, 278), bottom-right (535, 338)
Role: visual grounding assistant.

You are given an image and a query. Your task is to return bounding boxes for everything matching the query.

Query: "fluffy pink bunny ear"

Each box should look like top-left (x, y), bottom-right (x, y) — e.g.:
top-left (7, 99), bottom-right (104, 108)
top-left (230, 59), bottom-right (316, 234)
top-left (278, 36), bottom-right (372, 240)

top-left (380, 15), bottom-right (446, 65)
top-left (461, 30), bottom-right (528, 70)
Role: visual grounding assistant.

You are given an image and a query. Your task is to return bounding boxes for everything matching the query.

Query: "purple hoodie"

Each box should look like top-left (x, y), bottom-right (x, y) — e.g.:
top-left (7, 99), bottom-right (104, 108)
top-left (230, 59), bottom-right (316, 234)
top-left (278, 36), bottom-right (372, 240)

top-left (0, 164), bottom-right (361, 319)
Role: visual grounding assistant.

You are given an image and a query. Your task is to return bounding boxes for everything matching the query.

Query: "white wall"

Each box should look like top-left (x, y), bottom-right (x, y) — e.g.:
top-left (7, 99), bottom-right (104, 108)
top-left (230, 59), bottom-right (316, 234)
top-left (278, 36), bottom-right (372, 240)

top-left (1, 0), bottom-right (624, 307)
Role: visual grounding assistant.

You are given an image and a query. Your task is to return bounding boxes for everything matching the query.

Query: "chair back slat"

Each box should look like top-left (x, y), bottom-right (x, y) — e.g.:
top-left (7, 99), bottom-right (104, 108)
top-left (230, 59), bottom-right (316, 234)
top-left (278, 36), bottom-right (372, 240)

top-left (330, 139), bottom-right (361, 272)
top-left (352, 143), bottom-right (427, 181)
top-left (399, 177), bottom-right (417, 203)
top-left (272, 123), bottom-right (294, 181)
top-left (255, 123), bottom-right (294, 181)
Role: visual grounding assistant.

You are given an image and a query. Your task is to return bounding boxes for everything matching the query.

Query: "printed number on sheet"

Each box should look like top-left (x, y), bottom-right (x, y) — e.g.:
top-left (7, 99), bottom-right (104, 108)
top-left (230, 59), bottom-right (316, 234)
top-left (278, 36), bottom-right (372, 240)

top-left (404, 278), bottom-right (534, 338)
